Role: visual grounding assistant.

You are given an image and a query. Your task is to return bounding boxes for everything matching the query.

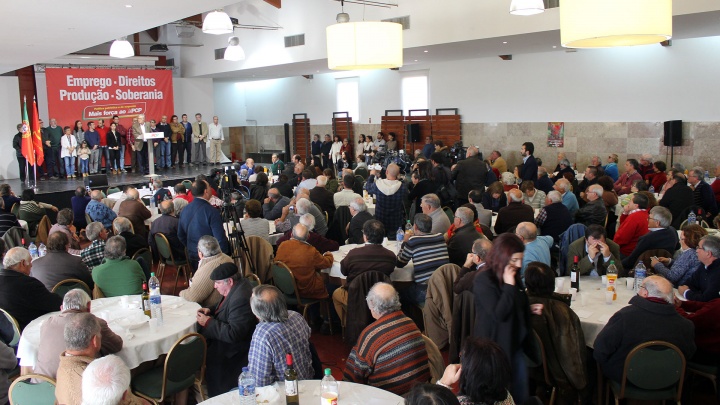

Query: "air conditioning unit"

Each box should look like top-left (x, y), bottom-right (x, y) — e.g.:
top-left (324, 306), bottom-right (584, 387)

top-left (149, 44), bottom-right (169, 52)
top-left (175, 24), bottom-right (195, 38)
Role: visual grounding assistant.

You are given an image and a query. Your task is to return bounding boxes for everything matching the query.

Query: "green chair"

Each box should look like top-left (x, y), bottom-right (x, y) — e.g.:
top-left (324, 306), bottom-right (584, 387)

top-left (606, 341), bottom-right (685, 405)
top-left (141, 196), bottom-right (152, 207)
top-left (107, 187), bottom-right (121, 196)
top-left (132, 247), bottom-right (154, 280)
top-left (442, 206), bottom-right (454, 223)
top-left (84, 213), bottom-right (93, 227)
top-left (0, 309), bottom-right (20, 347)
top-left (182, 180), bottom-right (193, 191)
top-left (132, 333), bottom-right (207, 404)
top-left (51, 279), bottom-right (92, 299)
top-left (10, 203), bottom-right (19, 217)
top-left (154, 233), bottom-right (190, 295)
top-left (271, 261), bottom-right (331, 332)
top-left (246, 273), bottom-right (261, 287)
top-left (9, 374), bottom-right (56, 405)
top-left (686, 361), bottom-right (718, 400)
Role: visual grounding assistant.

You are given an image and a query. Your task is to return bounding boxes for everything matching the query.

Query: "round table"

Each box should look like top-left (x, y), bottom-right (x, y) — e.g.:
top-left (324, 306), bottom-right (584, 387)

top-left (198, 380), bottom-right (403, 405)
top-left (16, 295), bottom-right (199, 369)
top-left (324, 241), bottom-right (414, 282)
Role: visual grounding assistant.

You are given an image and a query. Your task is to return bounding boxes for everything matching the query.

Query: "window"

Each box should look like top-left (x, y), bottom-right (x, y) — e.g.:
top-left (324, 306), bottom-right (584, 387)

top-left (401, 74), bottom-right (428, 114)
top-left (336, 78), bottom-right (359, 122)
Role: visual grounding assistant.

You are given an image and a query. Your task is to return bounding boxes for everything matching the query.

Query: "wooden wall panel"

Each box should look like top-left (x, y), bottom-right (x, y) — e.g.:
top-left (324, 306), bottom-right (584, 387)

top-left (292, 118), bottom-right (310, 161)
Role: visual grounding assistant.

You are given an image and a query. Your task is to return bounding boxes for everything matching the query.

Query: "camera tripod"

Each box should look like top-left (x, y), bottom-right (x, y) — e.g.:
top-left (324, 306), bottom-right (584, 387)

top-left (218, 179), bottom-right (256, 276)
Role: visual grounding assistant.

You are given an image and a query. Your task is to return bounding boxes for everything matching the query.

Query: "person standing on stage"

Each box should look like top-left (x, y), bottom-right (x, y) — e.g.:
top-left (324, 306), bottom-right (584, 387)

top-left (208, 115), bottom-right (224, 165)
top-left (13, 124), bottom-right (33, 183)
top-left (192, 113), bottom-right (208, 166)
top-left (181, 114), bottom-right (193, 166)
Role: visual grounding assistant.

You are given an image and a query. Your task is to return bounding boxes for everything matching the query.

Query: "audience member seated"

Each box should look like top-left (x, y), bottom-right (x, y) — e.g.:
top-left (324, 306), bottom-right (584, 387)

top-left (420, 193), bottom-right (450, 235)
top-left (250, 172), bottom-right (271, 202)
top-left (454, 238), bottom-right (493, 294)
top-left (679, 235), bottom-right (720, 302)
top-left (346, 198), bottom-right (373, 245)
top-left (614, 193), bottom-right (650, 257)
top-left (604, 154), bottom-right (620, 182)
top-left (344, 283), bottom-right (429, 395)
top-left (71, 187), bottom-right (90, 230)
top-left (494, 189), bottom-right (534, 235)
top-left (0, 247), bottom-right (62, 330)
top-left (575, 184), bottom-right (607, 227)
top-left (397, 213), bottom-right (449, 306)
top-left (333, 174), bottom-right (362, 209)
top-left (195, 263), bottom-right (257, 397)
top-left (151, 179), bottom-right (172, 205)
top-left (238, 199), bottom-right (270, 241)
top-left (0, 342), bottom-right (14, 405)
top-left (405, 384), bottom-right (460, 405)
top-left (659, 173), bottom-right (694, 229)
top-left (86, 190), bottom-right (117, 230)
top-left (275, 223), bottom-right (334, 300)
top-left (409, 162), bottom-right (438, 215)
top-left (594, 275), bottom-right (696, 383)
top-left (688, 166), bottom-right (719, 222)
top-left (272, 174), bottom-right (294, 199)
top-left (31, 232), bottom-right (93, 291)
top-left (297, 169), bottom-right (318, 192)
top-left (113, 217), bottom-right (148, 259)
top-left (567, 224), bottom-right (624, 276)
top-left (248, 285), bottom-right (314, 386)
top-left (92, 236), bottom-right (145, 297)
top-left (111, 185), bottom-right (131, 213)
top-left (19, 188), bottom-right (57, 237)
top-left (55, 313), bottom-right (104, 405)
top-left (310, 175), bottom-right (335, 218)
top-left (535, 191), bottom-right (573, 245)
top-left (613, 159), bottom-right (643, 196)
top-left (0, 184), bottom-right (21, 213)
top-left (535, 167), bottom-right (554, 195)
top-left (676, 296), bottom-right (720, 366)
top-left (0, 198), bottom-right (20, 237)
top-left (287, 162), bottom-right (304, 188)
top-left (516, 222), bottom-right (552, 278)
top-left (577, 166), bottom-right (600, 202)
top-left (482, 181), bottom-right (507, 213)
top-left (276, 195), bottom-right (329, 237)
top-left (365, 164), bottom-right (407, 237)
top-left (553, 178), bottom-right (579, 217)
top-left (81, 222), bottom-right (108, 271)
top-left (651, 224), bottom-right (707, 287)
top-left (81, 355), bottom-right (148, 405)
top-left (180, 236), bottom-right (234, 308)
top-left (178, 180), bottom-right (229, 270)
top-left (437, 337), bottom-right (516, 405)
top-left (173, 183), bottom-right (193, 204)
top-left (276, 214), bottom-right (339, 254)
top-left (332, 220), bottom-right (396, 321)
top-left (262, 188), bottom-right (290, 221)
top-left (117, 188), bottom-right (151, 238)
top-left (34, 289), bottom-right (122, 379)
top-left (447, 207), bottom-right (484, 267)
top-left (621, 206), bottom-right (678, 269)
top-left (148, 200), bottom-right (185, 261)
top-left (468, 189), bottom-right (492, 228)
top-left (501, 171), bottom-right (519, 192)
top-left (521, 180), bottom-right (546, 209)
top-left (645, 160), bottom-right (668, 191)
top-left (49, 208), bottom-right (83, 255)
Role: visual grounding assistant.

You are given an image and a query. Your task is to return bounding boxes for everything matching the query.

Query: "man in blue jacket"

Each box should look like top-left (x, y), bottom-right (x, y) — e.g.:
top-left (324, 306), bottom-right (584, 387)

top-left (178, 180), bottom-right (229, 269)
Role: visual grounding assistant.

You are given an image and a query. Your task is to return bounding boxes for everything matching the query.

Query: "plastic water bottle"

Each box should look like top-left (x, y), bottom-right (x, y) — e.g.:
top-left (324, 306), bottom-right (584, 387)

top-left (634, 261), bottom-right (647, 293)
top-left (405, 220), bottom-right (413, 232)
top-left (38, 243), bottom-right (47, 257)
top-left (649, 185), bottom-right (655, 194)
top-left (148, 272), bottom-right (163, 326)
top-left (321, 368), bottom-right (339, 405)
top-left (28, 242), bottom-right (38, 259)
top-left (396, 227), bottom-right (404, 253)
top-left (238, 367), bottom-right (256, 405)
top-left (688, 211), bottom-right (697, 226)
top-left (705, 170), bottom-right (710, 183)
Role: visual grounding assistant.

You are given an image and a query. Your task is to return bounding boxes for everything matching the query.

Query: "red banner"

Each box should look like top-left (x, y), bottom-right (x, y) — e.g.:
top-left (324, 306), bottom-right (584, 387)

top-left (45, 68), bottom-right (174, 130)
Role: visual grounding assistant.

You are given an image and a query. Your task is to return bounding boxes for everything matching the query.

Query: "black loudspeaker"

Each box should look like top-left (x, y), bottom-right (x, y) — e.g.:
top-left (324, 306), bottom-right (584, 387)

top-left (284, 123), bottom-right (291, 162)
top-left (84, 174), bottom-right (108, 189)
top-left (663, 120), bottom-right (682, 146)
top-left (407, 123), bottom-right (421, 142)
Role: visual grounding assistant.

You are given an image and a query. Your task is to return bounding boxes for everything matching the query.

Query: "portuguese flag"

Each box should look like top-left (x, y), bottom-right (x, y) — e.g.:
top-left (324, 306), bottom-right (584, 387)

top-left (31, 97), bottom-right (44, 166)
top-left (21, 97), bottom-right (35, 166)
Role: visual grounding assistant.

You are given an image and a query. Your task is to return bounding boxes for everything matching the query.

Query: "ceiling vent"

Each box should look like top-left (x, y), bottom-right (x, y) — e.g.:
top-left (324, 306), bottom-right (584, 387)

top-left (381, 16), bottom-right (410, 30)
top-left (285, 34), bottom-right (305, 48)
top-left (214, 48), bottom-right (226, 60)
top-left (175, 24), bottom-right (195, 38)
top-left (150, 44), bottom-right (169, 52)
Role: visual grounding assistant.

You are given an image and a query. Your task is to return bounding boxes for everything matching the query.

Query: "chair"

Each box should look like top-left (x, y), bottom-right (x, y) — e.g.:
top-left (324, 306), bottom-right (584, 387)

top-left (686, 361), bottom-right (718, 400)
top-left (182, 180), bottom-right (193, 192)
top-left (132, 247), bottom-right (154, 281)
top-left (2, 227), bottom-right (29, 249)
top-left (92, 284), bottom-right (106, 299)
top-left (422, 263), bottom-right (461, 350)
top-left (51, 279), bottom-right (91, 298)
top-left (605, 341), bottom-right (685, 405)
top-left (531, 330), bottom-right (558, 405)
top-left (442, 206), bottom-right (454, 223)
top-left (271, 261), bottom-right (331, 330)
top-left (8, 373), bottom-right (56, 405)
top-left (132, 333), bottom-right (207, 404)
top-left (343, 271), bottom-right (390, 344)
top-left (154, 233), bottom-right (190, 295)
top-left (679, 219), bottom-right (710, 230)
top-left (243, 236), bottom-right (274, 283)
top-left (0, 309), bottom-right (20, 347)
top-left (354, 174), bottom-right (365, 188)
top-left (355, 167), bottom-right (369, 180)
top-left (449, 290), bottom-right (475, 364)
top-left (10, 203), bottom-right (18, 217)
top-left (113, 217), bottom-right (134, 235)
top-left (246, 273), bottom-right (261, 287)
top-left (634, 249), bottom-right (673, 275)
top-left (422, 334), bottom-right (445, 384)
top-left (107, 187), bottom-right (121, 196)
top-left (84, 213), bottom-right (93, 227)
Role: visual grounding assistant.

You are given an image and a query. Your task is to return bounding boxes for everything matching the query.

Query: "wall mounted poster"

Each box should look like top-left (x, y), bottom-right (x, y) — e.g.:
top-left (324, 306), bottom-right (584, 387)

top-left (547, 122), bottom-right (564, 147)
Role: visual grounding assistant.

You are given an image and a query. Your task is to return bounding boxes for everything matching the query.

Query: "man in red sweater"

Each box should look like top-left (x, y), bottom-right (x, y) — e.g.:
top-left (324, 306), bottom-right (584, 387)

top-left (676, 298), bottom-right (720, 364)
top-left (614, 193), bottom-right (649, 257)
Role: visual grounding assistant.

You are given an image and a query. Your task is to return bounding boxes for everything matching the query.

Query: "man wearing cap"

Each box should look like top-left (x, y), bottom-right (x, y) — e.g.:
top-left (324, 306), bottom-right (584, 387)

top-left (195, 262), bottom-right (257, 397)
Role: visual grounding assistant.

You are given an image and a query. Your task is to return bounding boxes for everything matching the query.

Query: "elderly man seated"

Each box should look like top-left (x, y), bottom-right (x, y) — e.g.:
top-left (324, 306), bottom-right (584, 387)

top-left (86, 190), bottom-right (117, 230)
top-left (575, 184), bottom-right (607, 226)
top-left (333, 174), bottom-right (362, 208)
top-left (447, 206), bottom-right (484, 267)
top-left (31, 232), bottom-right (93, 292)
top-left (248, 285), bottom-right (314, 387)
top-left (347, 198), bottom-right (373, 245)
top-left (567, 224), bottom-right (624, 276)
top-left (275, 224), bottom-right (334, 300)
top-left (195, 262), bottom-right (257, 397)
top-left (679, 235), bottom-right (720, 302)
top-left (276, 214), bottom-right (339, 254)
top-left (81, 222), bottom-right (109, 271)
top-left (0, 247), bottom-right (62, 330)
top-left (421, 193), bottom-right (451, 235)
top-left (555, 178), bottom-right (579, 217)
top-left (113, 216), bottom-right (149, 260)
top-left (614, 193), bottom-right (650, 257)
top-left (535, 190), bottom-right (573, 245)
top-left (238, 200), bottom-right (270, 241)
top-left (81, 355), bottom-right (147, 405)
top-left (275, 196), bottom-right (328, 236)
top-left (455, 238), bottom-right (494, 294)
top-left (262, 188), bottom-right (290, 221)
top-left (495, 189), bottom-right (535, 235)
top-left (34, 289), bottom-right (122, 379)
top-left (48, 208), bottom-right (82, 255)
top-left (92, 236), bottom-right (146, 297)
top-left (180, 235), bottom-right (234, 308)
top-left (344, 283), bottom-right (429, 395)
top-left (515, 222), bottom-right (553, 278)
top-left (118, 187), bottom-right (152, 238)
top-left (621, 206), bottom-right (678, 269)
top-left (148, 200), bottom-right (185, 261)
top-left (310, 175), bottom-right (335, 218)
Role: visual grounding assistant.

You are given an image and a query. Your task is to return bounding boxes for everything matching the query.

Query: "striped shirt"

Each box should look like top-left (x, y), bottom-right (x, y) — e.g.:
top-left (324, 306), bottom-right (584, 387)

top-left (397, 233), bottom-right (449, 284)
top-left (344, 310), bottom-right (429, 395)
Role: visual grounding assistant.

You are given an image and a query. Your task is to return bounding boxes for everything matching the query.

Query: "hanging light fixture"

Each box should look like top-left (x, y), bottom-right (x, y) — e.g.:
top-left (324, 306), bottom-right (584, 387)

top-left (561, 0), bottom-right (672, 48)
top-left (326, 2), bottom-right (403, 70)
top-left (202, 9), bottom-right (233, 35)
top-left (109, 37), bottom-right (134, 58)
top-left (509, 0), bottom-right (545, 16)
top-left (224, 36), bottom-right (245, 61)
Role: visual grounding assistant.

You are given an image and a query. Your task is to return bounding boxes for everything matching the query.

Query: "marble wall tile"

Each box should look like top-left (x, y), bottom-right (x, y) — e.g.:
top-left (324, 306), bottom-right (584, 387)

top-left (626, 138), bottom-right (664, 156)
top-left (689, 122), bottom-right (720, 140)
top-left (628, 122), bottom-right (663, 139)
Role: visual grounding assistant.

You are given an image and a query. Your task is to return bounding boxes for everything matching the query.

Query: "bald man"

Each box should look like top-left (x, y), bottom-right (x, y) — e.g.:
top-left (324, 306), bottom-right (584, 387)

top-left (494, 189), bottom-right (534, 234)
top-left (117, 187), bottom-right (151, 238)
top-left (148, 200), bottom-right (185, 261)
top-left (515, 222), bottom-right (552, 278)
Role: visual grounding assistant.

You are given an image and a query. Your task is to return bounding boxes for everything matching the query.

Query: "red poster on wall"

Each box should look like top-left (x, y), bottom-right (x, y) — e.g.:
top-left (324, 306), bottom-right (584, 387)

top-left (45, 68), bottom-right (174, 129)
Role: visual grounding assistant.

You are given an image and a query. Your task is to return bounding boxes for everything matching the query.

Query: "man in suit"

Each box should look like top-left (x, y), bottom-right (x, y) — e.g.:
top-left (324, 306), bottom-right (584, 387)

top-left (660, 173), bottom-right (695, 229)
top-left (191, 113), bottom-right (209, 166)
top-left (30, 232), bottom-right (93, 291)
top-left (468, 189), bottom-right (492, 228)
top-left (347, 198), bottom-right (373, 244)
top-left (148, 200), bottom-right (185, 261)
top-left (130, 114), bottom-right (151, 175)
top-left (567, 224), bottom-right (624, 275)
top-left (447, 207), bottom-right (484, 266)
top-left (679, 235), bottom-right (720, 302)
top-left (520, 141), bottom-right (538, 182)
top-left (262, 188), bottom-right (291, 221)
top-left (196, 262), bottom-right (257, 397)
top-left (117, 188), bottom-right (152, 238)
top-left (181, 113), bottom-right (193, 166)
top-left (451, 147), bottom-right (487, 206)
top-left (622, 206), bottom-right (678, 269)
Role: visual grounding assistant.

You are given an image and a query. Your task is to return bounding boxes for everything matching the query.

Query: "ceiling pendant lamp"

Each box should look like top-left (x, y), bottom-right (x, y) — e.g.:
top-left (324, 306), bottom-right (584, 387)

top-left (509, 0), bottom-right (545, 16)
top-left (326, 4), bottom-right (403, 70)
top-left (224, 36), bottom-right (245, 61)
top-left (561, 0), bottom-right (672, 48)
top-left (202, 10), bottom-right (233, 35)
top-left (109, 37), bottom-right (134, 58)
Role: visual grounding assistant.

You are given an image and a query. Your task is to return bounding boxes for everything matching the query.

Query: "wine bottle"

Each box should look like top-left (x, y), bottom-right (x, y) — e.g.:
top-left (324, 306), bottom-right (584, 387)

top-left (141, 282), bottom-right (151, 317)
top-left (285, 353), bottom-right (299, 405)
top-left (570, 255), bottom-right (580, 292)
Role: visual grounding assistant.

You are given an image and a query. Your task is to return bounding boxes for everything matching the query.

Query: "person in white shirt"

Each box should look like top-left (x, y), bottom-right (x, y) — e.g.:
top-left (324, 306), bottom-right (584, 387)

top-left (60, 126), bottom-right (78, 179)
top-left (208, 115), bottom-right (224, 165)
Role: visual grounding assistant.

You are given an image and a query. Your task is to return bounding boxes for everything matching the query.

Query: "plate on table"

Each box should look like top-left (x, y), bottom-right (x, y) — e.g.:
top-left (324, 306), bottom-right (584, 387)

top-left (115, 314), bottom-right (150, 330)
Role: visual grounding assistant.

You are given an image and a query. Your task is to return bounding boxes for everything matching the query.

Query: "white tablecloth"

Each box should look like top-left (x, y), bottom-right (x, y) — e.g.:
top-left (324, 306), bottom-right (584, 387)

top-left (17, 295), bottom-right (199, 369)
top-left (324, 241), bottom-right (413, 282)
top-left (199, 380), bottom-right (403, 405)
top-left (107, 188), bottom-right (157, 201)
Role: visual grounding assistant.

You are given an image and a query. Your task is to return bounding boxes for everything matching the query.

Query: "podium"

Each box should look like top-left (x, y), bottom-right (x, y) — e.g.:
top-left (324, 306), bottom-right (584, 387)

top-left (143, 132), bottom-right (165, 178)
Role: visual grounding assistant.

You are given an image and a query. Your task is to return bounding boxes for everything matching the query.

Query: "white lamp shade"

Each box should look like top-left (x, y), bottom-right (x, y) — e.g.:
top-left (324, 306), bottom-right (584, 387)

top-left (202, 10), bottom-right (233, 35)
top-left (561, 0), bottom-right (672, 48)
top-left (109, 38), bottom-right (134, 58)
top-left (326, 21), bottom-right (403, 70)
top-left (224, 45), bottom-right (245, 61)
top-left (510, 0), bottom-right (545, 16)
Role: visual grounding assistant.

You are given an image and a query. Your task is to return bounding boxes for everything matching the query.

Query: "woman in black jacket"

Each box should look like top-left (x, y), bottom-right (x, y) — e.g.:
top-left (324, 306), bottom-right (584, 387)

top-left (481, 181), bottom-right (507, 213)
top-left (106, 122), bottom-right (121, 174)
top-left (250, 172), bottom-right (270, 202)
top-left (408, 161), bottom-right (436, 214)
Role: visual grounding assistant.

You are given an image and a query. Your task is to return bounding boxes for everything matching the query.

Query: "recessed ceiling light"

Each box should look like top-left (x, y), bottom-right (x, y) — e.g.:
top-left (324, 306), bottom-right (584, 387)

top-left (424, 50), bottom-right (428, 53)
top-left (503, 41), bottom-right (508, 44)
top-left (125, 4), bottom-right (132, 7)
top-left (553, 45), bottom-right (557, 48)
top-left (80, 56), bottom-right (91, 59)
top-left (414, 60), bottom-right (418, 62)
